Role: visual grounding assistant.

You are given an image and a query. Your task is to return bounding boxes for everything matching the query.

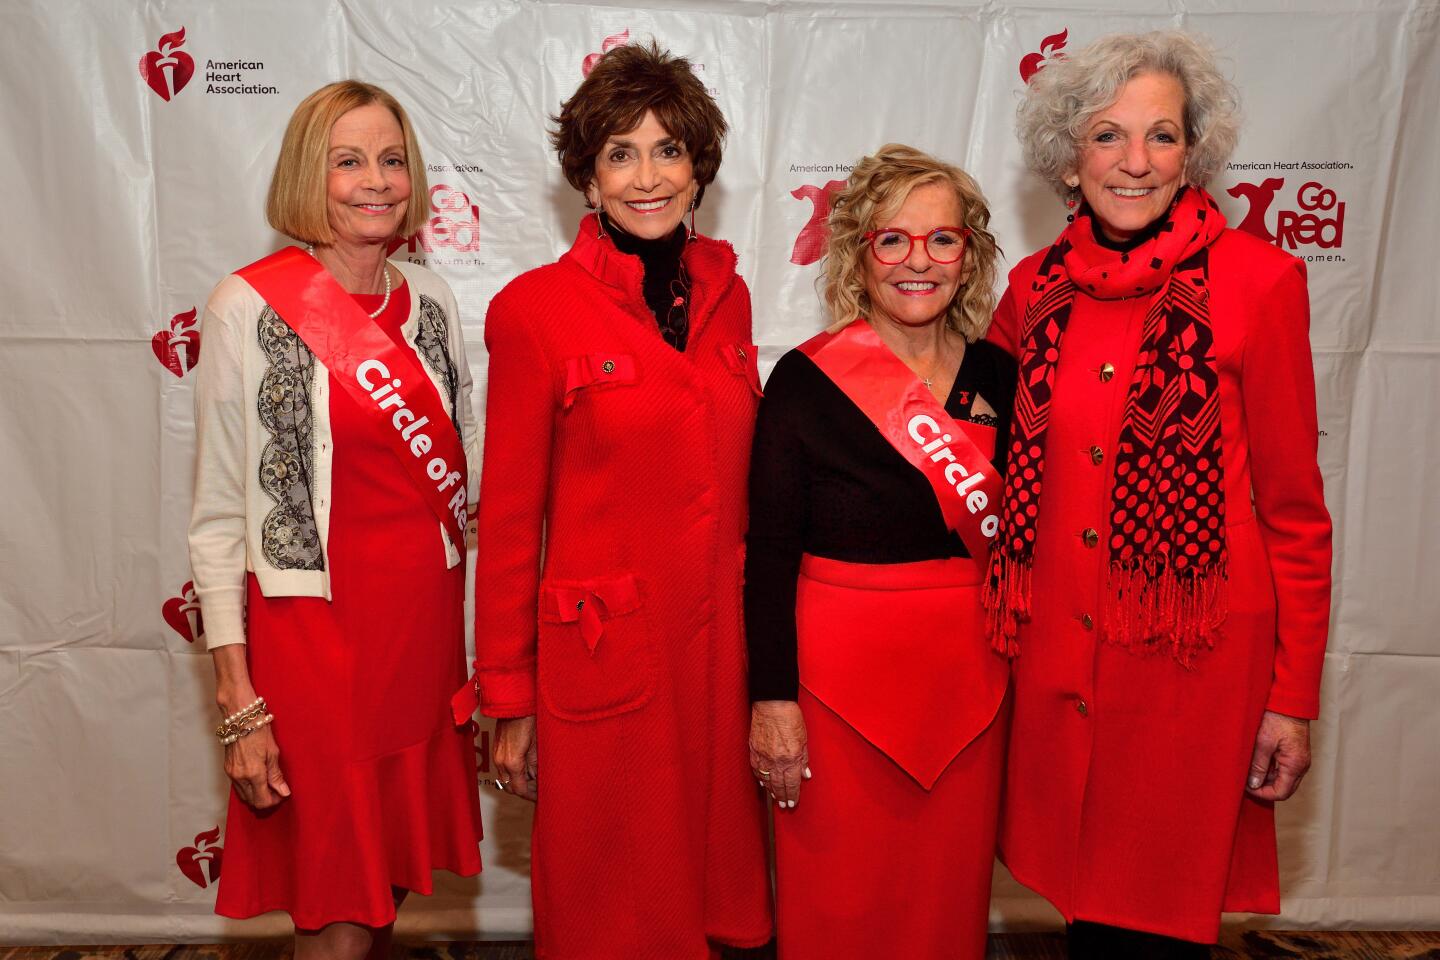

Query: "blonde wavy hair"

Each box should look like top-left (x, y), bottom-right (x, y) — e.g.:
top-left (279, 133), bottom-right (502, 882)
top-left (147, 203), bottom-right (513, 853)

top-left (1017, 31), bottom-right (1240, 200)
top-left (821, 144), bottom-right (999, 341)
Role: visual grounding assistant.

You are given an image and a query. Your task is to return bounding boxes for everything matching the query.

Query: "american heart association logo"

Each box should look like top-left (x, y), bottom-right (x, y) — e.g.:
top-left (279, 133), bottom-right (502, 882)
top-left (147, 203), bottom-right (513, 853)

top-left (139, 28), bottom-right (195, 102)
top-left (177, 826), bottom-right (223, 888)
top-left (153, 307), bottom-right (201, 377)
top-left (162, 580), bottom-right (204, 644)
top-left (1020, 28), bottom-right (1068, 84)
top-left (789, 180), bottom-right (848, 266)
top-left (583, 30), bottom-right (629, 76)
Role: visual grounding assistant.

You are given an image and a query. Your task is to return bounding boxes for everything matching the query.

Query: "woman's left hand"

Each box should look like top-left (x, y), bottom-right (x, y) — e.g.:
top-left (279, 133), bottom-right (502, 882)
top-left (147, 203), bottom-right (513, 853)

top-left (1246, 709), bottom-right (1312, 801)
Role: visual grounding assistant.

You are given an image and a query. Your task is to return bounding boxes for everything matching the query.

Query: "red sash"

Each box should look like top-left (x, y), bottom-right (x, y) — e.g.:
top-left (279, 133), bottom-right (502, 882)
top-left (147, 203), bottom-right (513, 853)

top-left (798, 320), bottom-right (1002, 559)
top-left (238, 247), bottom-right (468, 543)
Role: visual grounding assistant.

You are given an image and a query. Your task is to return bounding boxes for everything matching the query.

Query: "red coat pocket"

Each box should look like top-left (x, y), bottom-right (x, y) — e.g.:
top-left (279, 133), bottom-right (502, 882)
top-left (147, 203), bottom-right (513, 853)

top-left (537, 572), bottom-right (655, 721)
top-left (562, 353), bottom-right (637, 410)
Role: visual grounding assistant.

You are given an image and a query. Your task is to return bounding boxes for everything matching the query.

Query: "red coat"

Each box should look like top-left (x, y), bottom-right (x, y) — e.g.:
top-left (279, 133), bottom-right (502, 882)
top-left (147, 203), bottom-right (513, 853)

top-left (987, 228), bottom-right (1332, 942)
top-left (471, 216), bottom-right (772, 959)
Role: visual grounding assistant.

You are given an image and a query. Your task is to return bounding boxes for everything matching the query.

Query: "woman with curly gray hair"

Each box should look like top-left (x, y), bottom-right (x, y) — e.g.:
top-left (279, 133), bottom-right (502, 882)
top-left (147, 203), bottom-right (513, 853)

top-left (745, 144), bottom-right (1014, 959)
top-left (986, 31), bottom-right (1332, 959)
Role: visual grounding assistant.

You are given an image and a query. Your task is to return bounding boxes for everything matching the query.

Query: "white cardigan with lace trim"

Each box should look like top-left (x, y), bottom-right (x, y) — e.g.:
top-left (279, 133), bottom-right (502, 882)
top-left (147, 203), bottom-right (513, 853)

top-left (188, 257), bottom-right (477, 649)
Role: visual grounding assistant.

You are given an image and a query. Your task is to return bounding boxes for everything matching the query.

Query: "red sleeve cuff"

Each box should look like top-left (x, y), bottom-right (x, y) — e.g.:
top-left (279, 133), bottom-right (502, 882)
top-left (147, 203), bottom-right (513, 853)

top-left (1264, 685), bottom-right (1320, 722)
top-left (451, 663), bottom-right (538, 723)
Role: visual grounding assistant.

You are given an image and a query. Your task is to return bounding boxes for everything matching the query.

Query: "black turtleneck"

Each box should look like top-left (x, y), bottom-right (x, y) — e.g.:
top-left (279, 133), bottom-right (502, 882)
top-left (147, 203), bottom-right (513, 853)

top-left (601, 212), bottom-right (689, 352)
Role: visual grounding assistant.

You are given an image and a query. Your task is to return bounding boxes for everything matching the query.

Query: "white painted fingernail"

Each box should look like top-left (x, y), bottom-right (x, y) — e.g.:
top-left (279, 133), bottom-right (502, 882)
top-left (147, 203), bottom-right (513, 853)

top-left (1248, 776), bottom-right (1261, 789)
top-left (787, 800), bottom-right (796, 809)
top-left (803, 767), bottom-right (812, 779)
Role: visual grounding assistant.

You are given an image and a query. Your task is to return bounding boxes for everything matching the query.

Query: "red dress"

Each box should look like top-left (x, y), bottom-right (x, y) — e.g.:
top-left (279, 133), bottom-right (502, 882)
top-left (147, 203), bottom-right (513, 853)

top-left (988, 228), bottom-right (1331, 942)
top-left (216, 281), bottom-right (483, 928)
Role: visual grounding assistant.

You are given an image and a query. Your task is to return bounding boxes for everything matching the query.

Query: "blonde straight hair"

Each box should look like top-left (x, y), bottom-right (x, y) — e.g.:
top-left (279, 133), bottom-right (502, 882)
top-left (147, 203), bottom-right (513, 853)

top-left (266, 80), bottom-right (429, 244)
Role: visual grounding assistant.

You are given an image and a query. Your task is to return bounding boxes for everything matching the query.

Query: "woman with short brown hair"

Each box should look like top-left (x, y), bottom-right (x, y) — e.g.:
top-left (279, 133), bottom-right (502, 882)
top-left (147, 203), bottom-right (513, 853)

top-left (190, 80), bottom-right (482, 958)
top-left (459, 41), bottom-right (771, 959)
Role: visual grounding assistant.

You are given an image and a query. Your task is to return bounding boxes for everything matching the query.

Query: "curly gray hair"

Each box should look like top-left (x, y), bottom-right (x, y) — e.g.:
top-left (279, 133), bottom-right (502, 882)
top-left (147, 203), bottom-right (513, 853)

top-left (1017, 31), bottom-right (1240, 199)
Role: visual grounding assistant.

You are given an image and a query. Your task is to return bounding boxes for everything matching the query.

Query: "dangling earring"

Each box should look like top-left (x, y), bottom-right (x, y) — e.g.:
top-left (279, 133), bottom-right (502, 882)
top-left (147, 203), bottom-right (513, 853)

top-left (1064, 181), bottom-right (1081, 223)
top-left (686, 195), bottom-right (697, 241)
top-left (585, 187), bottom-right (606, 238)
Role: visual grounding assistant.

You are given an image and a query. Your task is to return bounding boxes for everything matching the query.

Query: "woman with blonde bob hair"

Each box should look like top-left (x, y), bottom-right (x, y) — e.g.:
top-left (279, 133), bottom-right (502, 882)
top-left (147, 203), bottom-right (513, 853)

top-left (190, 79), bottom-right (482, 955)
top-left (746, 144), bottom-right (1015, 959)
top-left (988, 32), bottom-right (1330, 959)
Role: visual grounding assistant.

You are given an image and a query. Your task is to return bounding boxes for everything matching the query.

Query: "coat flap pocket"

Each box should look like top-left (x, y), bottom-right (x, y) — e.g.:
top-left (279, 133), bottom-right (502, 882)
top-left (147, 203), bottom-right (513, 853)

top-left (540, 574), bottom-right (642, 652)
top-left (722, 343), bottom-right (763, 397)
top-left (563, 353), bottom-right (637, 409)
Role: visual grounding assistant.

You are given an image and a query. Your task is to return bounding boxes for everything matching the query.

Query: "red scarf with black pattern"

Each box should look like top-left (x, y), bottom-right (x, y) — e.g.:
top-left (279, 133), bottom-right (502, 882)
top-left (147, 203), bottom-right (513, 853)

top-left (985, 187), bottom-right (1229, 665)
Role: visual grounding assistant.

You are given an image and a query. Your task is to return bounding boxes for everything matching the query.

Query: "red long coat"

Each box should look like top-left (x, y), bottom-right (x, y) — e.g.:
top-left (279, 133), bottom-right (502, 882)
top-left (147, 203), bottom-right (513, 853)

top-left (988, 228), bottom-right (1332, 942)
top-left (471, 216), bottom-right (772, 959)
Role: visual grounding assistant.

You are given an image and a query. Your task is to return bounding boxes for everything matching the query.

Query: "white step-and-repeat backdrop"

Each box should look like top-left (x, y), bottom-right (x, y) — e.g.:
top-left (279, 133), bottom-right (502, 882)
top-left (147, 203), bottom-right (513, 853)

top-left (2, 0), bottom-right (1437, 943)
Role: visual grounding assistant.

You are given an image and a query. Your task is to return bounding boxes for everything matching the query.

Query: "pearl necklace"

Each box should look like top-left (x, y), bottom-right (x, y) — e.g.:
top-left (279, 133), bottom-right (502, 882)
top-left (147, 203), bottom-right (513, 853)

top-left (307, 245), bottom-right (392, 319)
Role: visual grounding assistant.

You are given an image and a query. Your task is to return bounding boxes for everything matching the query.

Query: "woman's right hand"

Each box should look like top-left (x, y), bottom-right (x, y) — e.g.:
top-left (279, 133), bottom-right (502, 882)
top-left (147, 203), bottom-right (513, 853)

top-left (212, 645), bottom-right (291, 810)
top-left (493, 715), bottom-right (539, 801)
top-left (750, 700), bottom-right (810, 809)
top-left (224, 723), bottom-right (291, 810)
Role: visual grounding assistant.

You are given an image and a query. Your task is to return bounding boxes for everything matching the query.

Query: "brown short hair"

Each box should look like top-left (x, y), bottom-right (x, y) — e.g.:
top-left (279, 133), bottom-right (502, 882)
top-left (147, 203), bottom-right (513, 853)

top-left (550, 41), bottom-right (727, 206)
top-left (822, 144), bottom-right (1001, 341)
top-left (266, 80), bottom-right (429, 244)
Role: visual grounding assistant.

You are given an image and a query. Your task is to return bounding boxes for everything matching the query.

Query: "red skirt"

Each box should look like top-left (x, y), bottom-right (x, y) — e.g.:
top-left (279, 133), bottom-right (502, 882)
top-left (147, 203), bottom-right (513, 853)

top-left (215, 290), bottom-right (482, 928)
top-left (775, 555), bottom-right (1009, 960)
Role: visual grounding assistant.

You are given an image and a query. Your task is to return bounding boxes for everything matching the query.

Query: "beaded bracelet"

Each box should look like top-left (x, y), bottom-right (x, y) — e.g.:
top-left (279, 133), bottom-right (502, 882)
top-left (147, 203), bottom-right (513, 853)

top-left (216, 697), bottom-right (269, 741)
top-left (220, 713), bottom-right (275, 746)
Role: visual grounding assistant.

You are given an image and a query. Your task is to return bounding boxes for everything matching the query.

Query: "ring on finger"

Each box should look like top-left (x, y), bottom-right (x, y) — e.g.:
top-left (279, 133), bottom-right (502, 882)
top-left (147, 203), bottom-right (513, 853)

top-left (757, 769), bottom-right (771, 778)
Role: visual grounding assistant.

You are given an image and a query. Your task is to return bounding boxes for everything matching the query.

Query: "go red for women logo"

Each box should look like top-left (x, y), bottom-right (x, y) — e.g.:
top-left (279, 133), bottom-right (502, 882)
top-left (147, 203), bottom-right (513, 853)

top-left (390, 183), bottom-right (481, 258)
top-left (139, 28), bottom-right (195, 101)
top-left (153, 308), bottom-right (201, 377)
top-left (162, 580), bottom-right (204, 644)
top-left (1227, 178), bottom-right (1346, 251)
top-left (1020, 28), bottom-right (1068, 83)
top-left (789, 180), bottom-right (847, 266)
top-left (177, 826), bottom-right (223, 888)
top-left (583, 30), bottom-right (630, 75)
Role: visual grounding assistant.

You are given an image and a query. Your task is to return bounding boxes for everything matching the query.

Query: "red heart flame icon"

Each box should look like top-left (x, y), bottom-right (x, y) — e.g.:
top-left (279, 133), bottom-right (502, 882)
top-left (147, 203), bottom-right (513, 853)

top-left (1020, 28), bottom-right (1069, 84)
top-left (139, 28), bottom-right (195, 101)
top-left (583, 30), bottom-right (630, 76)
top-left (176, 826), bottom-right (224, 889)
top-left (152, 307), bottom-right (201, 377)
top-left (162, 580), bottom-right (204, 644)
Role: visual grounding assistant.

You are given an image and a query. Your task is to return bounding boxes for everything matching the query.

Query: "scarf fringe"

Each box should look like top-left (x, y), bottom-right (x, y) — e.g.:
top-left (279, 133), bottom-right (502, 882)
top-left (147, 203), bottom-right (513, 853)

top-left (1104, 560), bottom-right (1229, 668)
top-left (984, 552), bottom-right (1033, 659)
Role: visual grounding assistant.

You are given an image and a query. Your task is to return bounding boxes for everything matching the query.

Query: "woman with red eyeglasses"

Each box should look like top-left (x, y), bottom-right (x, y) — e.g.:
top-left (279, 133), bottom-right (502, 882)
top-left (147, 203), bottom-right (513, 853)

top-left (745, 144), bottom-right (1013, 960)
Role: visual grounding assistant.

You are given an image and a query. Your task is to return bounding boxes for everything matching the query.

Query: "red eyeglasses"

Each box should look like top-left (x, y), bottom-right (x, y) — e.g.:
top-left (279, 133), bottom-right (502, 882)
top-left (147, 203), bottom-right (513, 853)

top-left (863, 226), bottom-right (971, 265)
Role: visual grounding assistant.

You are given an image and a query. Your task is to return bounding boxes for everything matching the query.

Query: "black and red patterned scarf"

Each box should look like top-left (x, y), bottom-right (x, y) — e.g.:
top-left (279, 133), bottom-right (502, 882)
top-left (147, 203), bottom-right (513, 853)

top-left (985, 187), bottom-right (1229, 665)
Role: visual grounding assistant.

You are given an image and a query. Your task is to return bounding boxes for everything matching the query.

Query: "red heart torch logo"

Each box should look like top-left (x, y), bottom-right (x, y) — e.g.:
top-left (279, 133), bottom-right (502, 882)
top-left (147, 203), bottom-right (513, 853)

top-left (583, 30), bottom-right (630, 76)
top-left (789, 180), bottom-right (848, 266)
top-left (152, 307), bottom-right (201, 377)
top-left (162, 580), bottom-right (204, 644)
top-left (176, 826), bottom-right (224, 888)
top-left (139, 28), bottom-right (195, 101)
top-left (1020, 28), bottom-right (1068, 84)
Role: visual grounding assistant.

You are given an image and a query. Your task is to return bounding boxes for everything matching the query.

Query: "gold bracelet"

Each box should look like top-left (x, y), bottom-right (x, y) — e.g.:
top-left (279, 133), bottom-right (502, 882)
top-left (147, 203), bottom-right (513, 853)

top-left (219, 713), bottom-right (274, 746)
top-left (216, 699), bottom-right (270, 742)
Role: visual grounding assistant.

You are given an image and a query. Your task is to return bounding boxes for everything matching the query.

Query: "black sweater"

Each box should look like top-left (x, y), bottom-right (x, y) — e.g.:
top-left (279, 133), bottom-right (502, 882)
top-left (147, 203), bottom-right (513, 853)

top-left (743, 339), bottom-right (1017, 701)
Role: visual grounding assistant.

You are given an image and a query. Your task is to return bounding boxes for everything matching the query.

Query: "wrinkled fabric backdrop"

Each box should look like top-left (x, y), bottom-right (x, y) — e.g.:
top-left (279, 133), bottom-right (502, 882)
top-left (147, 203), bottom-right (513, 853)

top-left (1, 0), bottom-right (1436, 943)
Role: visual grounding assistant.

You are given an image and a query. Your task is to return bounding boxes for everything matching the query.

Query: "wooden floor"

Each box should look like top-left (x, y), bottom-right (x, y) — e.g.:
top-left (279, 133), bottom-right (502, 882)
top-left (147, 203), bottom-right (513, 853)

top-left (6, 933), bottom-right (1440, 960)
